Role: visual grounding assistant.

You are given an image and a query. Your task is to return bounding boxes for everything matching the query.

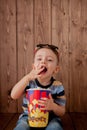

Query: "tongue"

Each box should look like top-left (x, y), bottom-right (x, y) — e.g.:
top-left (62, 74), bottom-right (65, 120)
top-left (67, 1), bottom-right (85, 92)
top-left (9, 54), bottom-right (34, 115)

top-left (39, 67), bottom-right (47, 74)
top-left (43, 67), bottom-right (47, 72)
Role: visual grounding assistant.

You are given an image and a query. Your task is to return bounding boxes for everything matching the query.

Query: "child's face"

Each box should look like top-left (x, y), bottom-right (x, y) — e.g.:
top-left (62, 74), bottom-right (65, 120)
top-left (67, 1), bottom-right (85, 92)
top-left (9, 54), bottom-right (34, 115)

top-left (33, 48), bottom-right (59, 79)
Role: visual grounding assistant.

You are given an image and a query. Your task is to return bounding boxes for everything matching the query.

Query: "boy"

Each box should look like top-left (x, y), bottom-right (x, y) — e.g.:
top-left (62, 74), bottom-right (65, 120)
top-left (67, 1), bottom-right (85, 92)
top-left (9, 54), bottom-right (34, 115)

top-left (11, 44), bottom-right (66, 130)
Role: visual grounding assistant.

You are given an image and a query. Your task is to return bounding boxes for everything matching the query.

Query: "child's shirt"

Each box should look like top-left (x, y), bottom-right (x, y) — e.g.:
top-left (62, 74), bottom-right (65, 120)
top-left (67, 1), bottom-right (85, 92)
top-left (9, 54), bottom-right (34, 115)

top-left (22, 77), bottom-right (66, 120)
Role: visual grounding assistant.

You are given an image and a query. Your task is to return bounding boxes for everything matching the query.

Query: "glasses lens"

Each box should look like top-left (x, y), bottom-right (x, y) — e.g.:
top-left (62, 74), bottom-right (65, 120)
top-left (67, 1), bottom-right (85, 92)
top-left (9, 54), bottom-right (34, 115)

top-left (37, 44), bottom-right (58, 50)
top-left (36, 44), bottom-right (43, 48)
top-left (48, 45), bottom-right (58, 50)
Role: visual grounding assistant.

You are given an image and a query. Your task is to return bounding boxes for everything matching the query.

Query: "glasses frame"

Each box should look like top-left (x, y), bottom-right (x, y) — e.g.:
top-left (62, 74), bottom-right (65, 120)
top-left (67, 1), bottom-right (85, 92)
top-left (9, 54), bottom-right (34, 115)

top-left (36, 44), bottom-right (58, 51)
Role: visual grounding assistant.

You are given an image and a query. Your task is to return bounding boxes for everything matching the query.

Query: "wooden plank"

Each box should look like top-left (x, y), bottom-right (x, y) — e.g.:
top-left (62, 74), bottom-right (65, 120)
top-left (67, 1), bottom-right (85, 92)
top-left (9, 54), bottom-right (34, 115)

top-left (17, 0), bottom-right (34, 112)
top-left (4, 113), bottom-right (20, 130)
top-left (61, 113), bottom-right (74, 130)
top-left (1, 113), bottom-right (87, 130)
top-left (0, 113), bottom-right (14, 129)
top-left (52, 0), bottom-right (69, 111)
top-left (69, 0), bottom-right (87, 112)
top-left (70, 113), bottom-right (87, 130)
top-left (0, 0), bottom-right (17, 113)
top-left (34, 0), bottom-right (51, 44)
top-left (0, 113), bottom-right (75, 130)
top-left (79, 0), bottom-right (87, 112)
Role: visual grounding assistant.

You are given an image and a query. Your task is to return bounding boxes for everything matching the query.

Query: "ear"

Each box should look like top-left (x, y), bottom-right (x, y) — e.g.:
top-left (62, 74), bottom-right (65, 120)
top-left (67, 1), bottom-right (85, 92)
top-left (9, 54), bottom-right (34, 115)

top-left (54, 65), bottom-right (60, 74)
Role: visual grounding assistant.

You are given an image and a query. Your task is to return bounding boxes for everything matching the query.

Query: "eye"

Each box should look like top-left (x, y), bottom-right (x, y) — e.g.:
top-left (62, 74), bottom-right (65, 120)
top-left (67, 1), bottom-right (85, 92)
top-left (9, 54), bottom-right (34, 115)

top-left (37, 57), bottom-right (42, 61)
top-left (48, 59), bottom-right (53, 62)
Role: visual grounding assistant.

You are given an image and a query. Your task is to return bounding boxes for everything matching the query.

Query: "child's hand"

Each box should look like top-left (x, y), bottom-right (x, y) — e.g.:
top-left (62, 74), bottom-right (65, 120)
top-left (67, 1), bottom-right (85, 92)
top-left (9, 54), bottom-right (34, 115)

top-left (38, 94), bottom-right (54, 111)
top-left (28, 66), bottom-right (44, 80)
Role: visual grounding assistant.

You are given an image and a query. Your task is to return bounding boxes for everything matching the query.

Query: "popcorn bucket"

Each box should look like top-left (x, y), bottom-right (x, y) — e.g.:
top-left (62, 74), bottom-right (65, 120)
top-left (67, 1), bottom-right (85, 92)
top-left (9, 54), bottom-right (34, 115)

top-left (26, 88), bottom-right (51, 127)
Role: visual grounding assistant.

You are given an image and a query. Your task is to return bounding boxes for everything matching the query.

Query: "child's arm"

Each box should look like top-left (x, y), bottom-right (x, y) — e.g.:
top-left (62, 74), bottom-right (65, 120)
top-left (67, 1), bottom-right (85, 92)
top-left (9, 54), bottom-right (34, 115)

top-left (11, 74), bottom-right (31, 99)
top-left (51, 95), bottom-right (66, 116)
top-left (11, 67), bottom-right (43, 99)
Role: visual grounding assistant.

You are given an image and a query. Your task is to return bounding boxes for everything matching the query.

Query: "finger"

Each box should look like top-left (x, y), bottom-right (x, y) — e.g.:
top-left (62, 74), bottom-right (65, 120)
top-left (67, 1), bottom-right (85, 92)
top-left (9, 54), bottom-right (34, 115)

top-left (38, 67), bottom-right (45, 75)
top-left (38, 65), bottom-right (45, 69)
top-left (49, 93), bottom-right (52, 99)
top-left (40, 97), bottom-right (48, 101)
top-left (38, 103), bottom-right (45, 107)
top-left (36, 65), bottom-right (44, 70)
top-left (38, 100), bottom-right (45, 105)
top-left (38, 102), bottom-right (45, 108)
top-left (39, 107), bottom-right (46, 111)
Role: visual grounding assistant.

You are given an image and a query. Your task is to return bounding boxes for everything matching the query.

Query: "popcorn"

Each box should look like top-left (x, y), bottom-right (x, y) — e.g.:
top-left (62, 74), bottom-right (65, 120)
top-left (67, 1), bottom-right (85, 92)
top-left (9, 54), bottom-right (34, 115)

top-left (28, 105), bottom-right (49, 127)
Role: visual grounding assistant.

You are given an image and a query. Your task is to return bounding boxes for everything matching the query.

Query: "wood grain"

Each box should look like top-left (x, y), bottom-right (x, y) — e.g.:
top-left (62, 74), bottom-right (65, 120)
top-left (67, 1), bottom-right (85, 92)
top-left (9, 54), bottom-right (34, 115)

top-left (69, 0), bottom-right (87, 112)
top-left (17, 0), bottom-right (34, 112)
top-left (0, 0), bottom-right (17, 113)
top-left (52, 0), bottom-right (69, 111)
top-left (0, 0), bottom-right (87, 113)
top-left (34, 0), bottom-right (51, 44)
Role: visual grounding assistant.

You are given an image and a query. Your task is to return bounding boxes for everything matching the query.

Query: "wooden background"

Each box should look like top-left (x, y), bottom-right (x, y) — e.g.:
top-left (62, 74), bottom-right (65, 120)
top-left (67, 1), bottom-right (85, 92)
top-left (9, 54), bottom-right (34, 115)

top-left (0, 0), bottom-right (87, 113)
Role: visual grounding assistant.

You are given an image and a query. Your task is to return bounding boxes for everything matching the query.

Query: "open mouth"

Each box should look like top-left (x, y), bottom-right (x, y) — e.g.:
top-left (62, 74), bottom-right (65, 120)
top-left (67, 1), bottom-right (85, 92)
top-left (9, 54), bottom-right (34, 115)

top-left (39, 67), bottom-right (47, 75)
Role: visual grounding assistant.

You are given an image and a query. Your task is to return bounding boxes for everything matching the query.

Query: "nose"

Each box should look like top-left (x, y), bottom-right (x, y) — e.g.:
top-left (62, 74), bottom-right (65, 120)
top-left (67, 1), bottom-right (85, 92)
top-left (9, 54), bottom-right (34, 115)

top-left (41, 58), bottom-right (46, 64)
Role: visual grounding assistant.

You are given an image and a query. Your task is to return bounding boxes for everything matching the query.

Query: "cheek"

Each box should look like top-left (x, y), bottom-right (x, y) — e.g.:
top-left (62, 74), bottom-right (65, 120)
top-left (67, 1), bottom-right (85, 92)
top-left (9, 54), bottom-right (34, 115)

top-left (49, 63), bottom-right (57, 68)
top-left (50, 64), bottom-right (58, 71)
top-left (48, 65), bottom-right (55, 72)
